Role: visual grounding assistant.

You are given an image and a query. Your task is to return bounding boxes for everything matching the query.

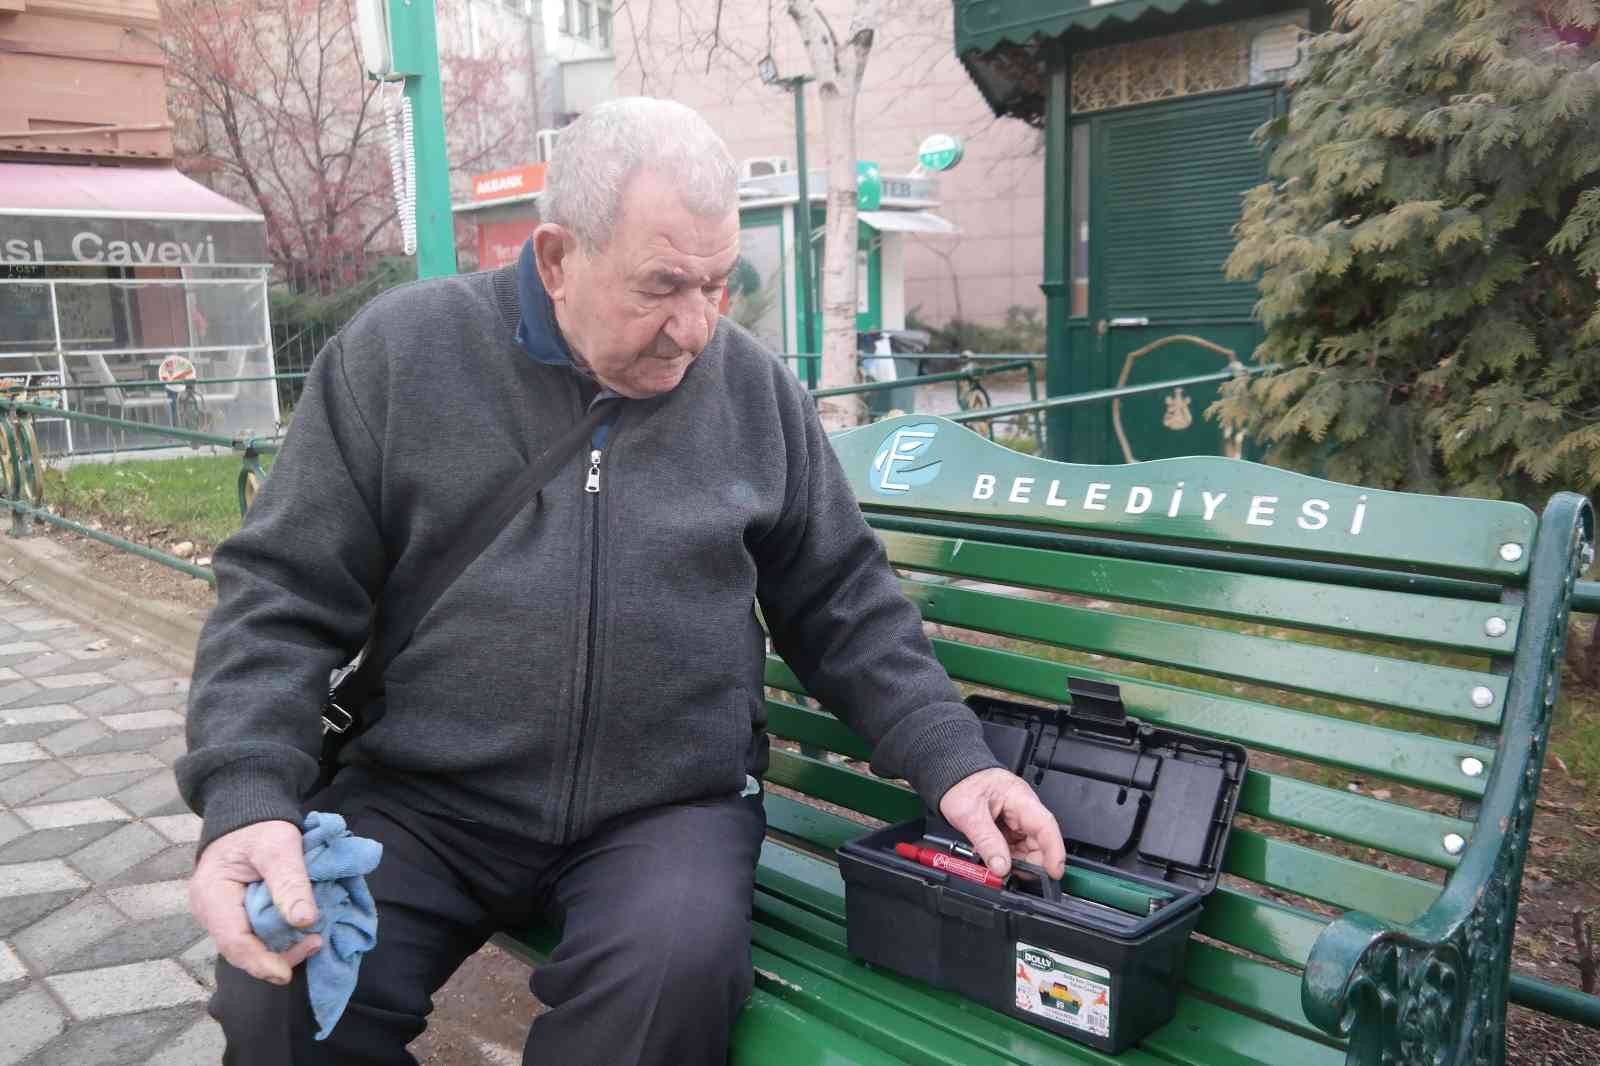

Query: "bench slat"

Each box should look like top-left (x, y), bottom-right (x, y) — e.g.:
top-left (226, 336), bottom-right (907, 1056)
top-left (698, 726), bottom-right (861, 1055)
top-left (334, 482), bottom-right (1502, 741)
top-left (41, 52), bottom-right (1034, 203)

top-left (879, 529), bottom-right (1522, 655)
top-left (733, 984), bottom-right (918, 1065)
top-left (764, 698), bottom-right (1476, 868)
top-left (766, 650), bottom-right (1495, 799)
top-left (1198, 889), bottom-right (1326, 970)
top-left (901, 577), bottom-right (1506, 726)
top-left (1234, 773), bottom-right (1471, 870)
top-left (1181, 942), bottom-right (1330, 1044)
top-left (1223, 830), bottom-right (1437, 925)
top-left (836, 415), bottom-right (1537, 579)
top-left (1145, 996), bottom-right (1345, 1066)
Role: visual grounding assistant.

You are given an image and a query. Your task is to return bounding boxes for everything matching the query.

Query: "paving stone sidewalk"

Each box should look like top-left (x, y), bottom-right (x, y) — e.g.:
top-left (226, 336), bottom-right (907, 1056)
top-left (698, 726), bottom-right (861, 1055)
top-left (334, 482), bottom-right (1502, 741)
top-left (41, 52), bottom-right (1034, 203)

top-left (0, 596), bottom-right (221, 1065)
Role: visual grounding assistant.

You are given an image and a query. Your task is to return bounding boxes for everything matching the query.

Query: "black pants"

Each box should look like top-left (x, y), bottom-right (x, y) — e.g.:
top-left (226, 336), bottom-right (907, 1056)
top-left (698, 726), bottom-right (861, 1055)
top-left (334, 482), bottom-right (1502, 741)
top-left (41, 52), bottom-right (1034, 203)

top-left (210, 772), bottom-right (768, 1065)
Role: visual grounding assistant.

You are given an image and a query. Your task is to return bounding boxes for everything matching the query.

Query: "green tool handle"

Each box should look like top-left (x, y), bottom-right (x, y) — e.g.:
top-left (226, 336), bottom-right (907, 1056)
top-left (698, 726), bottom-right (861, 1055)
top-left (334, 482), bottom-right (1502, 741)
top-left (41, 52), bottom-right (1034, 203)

top-left (1060, 865), bottom-right (1175, 916)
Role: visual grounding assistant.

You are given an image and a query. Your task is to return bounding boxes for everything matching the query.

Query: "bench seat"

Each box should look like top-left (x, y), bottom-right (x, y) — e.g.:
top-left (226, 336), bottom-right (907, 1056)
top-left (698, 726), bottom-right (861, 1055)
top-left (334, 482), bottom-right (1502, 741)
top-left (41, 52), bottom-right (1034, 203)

top-left (500, 415), bottom-right (1599, 1064)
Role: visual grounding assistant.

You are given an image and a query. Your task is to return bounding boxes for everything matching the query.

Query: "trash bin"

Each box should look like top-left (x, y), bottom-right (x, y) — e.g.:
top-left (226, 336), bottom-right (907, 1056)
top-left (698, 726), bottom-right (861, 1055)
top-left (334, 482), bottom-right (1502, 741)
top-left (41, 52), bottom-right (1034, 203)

top-left (859, 330), bottom-right (926, 417)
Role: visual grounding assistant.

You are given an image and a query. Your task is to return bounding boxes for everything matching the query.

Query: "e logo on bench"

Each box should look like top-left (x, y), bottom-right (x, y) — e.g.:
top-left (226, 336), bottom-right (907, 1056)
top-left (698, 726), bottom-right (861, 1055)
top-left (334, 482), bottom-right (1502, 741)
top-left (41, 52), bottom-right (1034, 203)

top-left (871, 422), bottom-right (944, 495)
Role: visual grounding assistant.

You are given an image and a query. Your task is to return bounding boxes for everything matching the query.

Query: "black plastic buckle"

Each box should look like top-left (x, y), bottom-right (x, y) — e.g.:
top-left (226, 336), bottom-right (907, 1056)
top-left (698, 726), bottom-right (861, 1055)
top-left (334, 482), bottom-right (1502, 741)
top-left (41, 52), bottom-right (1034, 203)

top-left (321, 701), bottom-right (354, 736)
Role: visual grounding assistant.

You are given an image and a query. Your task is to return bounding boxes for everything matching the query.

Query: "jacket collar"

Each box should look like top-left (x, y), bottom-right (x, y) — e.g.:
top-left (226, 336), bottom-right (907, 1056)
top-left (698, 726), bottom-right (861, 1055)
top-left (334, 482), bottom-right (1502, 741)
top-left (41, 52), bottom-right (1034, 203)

top-left (514, 238), bottom-right (580, 369)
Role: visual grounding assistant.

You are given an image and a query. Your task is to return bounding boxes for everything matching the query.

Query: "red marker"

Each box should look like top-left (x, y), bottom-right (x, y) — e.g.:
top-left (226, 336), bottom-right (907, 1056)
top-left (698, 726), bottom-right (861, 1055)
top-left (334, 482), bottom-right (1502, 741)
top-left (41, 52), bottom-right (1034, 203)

top-left (895, 842), bottom-right (1004, 888)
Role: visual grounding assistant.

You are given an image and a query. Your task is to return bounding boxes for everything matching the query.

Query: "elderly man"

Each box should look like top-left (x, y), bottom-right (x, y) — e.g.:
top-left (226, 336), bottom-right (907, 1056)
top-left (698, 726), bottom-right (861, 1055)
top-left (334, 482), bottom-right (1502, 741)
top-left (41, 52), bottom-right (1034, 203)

top-left (179, 97), bottom-right (1065, 1065)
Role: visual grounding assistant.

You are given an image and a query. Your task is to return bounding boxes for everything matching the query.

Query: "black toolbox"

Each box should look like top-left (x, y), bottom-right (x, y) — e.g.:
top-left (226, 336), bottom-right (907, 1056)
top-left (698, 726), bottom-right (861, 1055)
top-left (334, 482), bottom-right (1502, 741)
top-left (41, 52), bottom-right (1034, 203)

top-left (838, 680), bottom-right (1247, 1054)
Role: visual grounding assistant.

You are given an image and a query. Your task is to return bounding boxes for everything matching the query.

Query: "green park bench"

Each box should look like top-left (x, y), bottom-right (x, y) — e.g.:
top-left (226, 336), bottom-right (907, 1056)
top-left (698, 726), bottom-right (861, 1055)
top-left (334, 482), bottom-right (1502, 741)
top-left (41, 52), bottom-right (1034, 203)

top-left (501, 414), bottom-right (1598, 1064)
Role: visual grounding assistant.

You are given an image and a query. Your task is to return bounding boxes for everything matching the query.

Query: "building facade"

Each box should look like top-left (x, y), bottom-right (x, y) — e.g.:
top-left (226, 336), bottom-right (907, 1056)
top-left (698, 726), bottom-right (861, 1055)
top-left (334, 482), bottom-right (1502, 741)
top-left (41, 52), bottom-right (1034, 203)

top-left (0, 0), bottom-right (279, 454)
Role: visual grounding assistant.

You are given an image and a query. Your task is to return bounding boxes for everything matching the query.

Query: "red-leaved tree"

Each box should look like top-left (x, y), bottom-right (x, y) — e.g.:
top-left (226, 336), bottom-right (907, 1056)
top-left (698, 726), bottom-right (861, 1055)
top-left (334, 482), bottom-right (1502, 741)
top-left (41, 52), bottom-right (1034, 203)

top-left (162, 0), bottom-right (535, 290)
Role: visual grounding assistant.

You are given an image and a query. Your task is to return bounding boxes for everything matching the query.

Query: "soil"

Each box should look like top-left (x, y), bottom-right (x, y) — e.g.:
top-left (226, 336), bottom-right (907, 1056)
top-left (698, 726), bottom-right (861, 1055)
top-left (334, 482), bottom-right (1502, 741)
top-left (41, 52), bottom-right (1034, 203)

top-left (28, 503), bottom-right (1599, 1061)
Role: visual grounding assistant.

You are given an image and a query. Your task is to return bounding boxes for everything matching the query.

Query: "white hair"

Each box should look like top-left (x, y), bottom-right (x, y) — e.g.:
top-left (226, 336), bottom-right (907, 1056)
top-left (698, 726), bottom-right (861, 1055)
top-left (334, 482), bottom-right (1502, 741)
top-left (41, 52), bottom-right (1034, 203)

top-left (542, 97), bottom-right (739, 251)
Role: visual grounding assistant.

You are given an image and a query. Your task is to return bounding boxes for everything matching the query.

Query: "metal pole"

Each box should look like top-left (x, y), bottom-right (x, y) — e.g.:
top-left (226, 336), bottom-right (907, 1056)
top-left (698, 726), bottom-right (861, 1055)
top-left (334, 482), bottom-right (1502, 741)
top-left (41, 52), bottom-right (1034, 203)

top-left (387, 0), bottom-right (457, 279)
top-left (790, 79), bottom-right (818, 388)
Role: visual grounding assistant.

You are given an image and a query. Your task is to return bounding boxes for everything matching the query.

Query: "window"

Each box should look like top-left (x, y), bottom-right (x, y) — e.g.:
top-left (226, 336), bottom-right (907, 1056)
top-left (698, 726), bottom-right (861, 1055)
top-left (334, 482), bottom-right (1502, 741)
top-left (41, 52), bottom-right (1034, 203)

top-left (561, 0), bottom-right (612, 50)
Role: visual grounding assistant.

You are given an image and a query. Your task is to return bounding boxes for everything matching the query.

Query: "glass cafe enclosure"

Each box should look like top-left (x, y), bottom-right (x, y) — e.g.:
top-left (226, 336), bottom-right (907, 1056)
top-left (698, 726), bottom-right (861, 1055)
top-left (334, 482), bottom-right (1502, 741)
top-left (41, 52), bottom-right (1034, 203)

top-left (0, 163), bottom-right (280, 457)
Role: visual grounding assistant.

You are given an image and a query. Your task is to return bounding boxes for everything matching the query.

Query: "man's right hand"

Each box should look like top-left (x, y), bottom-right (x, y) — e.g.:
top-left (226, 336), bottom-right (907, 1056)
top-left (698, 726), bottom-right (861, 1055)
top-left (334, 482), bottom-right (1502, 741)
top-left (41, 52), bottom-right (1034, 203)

top-left (190, 819), bottom-right (322, 985)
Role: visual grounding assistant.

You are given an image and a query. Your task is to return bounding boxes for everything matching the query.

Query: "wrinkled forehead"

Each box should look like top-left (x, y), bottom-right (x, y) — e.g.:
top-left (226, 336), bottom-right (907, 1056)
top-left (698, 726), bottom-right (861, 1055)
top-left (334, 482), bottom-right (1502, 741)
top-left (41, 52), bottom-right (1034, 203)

top-left (607, 169), bottom-right (740, 279)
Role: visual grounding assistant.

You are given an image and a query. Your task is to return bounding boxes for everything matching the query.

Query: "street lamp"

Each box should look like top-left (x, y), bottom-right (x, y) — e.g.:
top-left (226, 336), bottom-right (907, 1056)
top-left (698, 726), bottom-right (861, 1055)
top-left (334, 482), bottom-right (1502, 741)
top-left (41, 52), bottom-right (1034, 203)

top-left (757, 54), bottom-right (818, 386)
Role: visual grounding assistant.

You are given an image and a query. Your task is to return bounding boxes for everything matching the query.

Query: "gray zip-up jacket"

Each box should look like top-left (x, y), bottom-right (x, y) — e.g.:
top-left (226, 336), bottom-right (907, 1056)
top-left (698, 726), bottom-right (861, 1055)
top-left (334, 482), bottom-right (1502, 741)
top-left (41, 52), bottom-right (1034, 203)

top-left (176, 264), bottom-right (999, 851)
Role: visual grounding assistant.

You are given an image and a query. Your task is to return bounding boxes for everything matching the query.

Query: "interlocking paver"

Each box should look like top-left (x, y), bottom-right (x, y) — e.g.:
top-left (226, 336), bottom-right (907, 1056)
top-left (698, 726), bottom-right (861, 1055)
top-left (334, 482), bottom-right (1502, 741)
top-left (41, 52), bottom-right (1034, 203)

top-left (108, 845), bottom-right (195, 887)
top-left (0, 760), bottom-right (77, 805)
top-left (149, 736), bottom-right (187, 766)
top-left (0, 823), bottom-right (121, 863)
top-left (46, 959), bottom-right (209, 1018)
top-left (16, 619), bottom-right (76, 634)
top-left (0, 811), bottom-right (25, 848)
top-left (146, 815), bottom-right (201, 845)
top-left (25, 1005), bottom-right (200, 1066)
top-left (67, 821), bottom-right (167, 882)
top-left (0, 640), bottom-right (53, 658)
top-left (55, 912), bottom-right (205, 974)
top-left (39, 720), bottom-right (111, 756)
top-left (12, 894), bottom-right (127, 973)
top-left (0, 860), bottom-right (87, 898)
top-left (0, 940), bottom-right (25, 983)
top-left (103, 709), bottom-right (186, 733)
top-left (0, 890), bottom-right (81, 938)
top-left (131, 679), bottom-right (188, 697)
top-left (0, 739), bottom-right (47, 764)
top-left (73, 685), bottom-right (142, 716)
top-left (176, 936), bottom-right (216, 989)
top-left (1, 704), bottom-right (83, 725)
top-left (106, 880), bottom-right (191, 922)
top-left (14, 652), bottom-right (75, 677)
top-left (35, 769), bottom-right (159, 805)
top-left (145, 1016), bottom-right (225, 1066)
top-left (106, 659), bottom-right (170, 683)
top-left (0, 984), bottom-right (68, 1064)
top-left (15, 798), bottom-right (130, 831)
top-left (112, 772), bottom-right (184, 817)
top-left (63, 751), bottom-right (162, 777)
top-left (40, 672), bottom-right (113, 690)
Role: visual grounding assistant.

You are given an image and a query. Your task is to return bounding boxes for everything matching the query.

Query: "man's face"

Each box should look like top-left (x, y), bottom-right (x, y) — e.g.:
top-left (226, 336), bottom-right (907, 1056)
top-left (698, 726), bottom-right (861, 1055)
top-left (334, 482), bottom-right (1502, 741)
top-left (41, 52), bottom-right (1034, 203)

top-left (536, 168), bottom-right (739, 399)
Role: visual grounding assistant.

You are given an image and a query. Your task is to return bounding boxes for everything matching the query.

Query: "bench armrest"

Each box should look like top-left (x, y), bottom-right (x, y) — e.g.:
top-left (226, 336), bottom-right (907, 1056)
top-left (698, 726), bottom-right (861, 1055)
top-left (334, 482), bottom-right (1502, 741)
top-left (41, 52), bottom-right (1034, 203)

top-left (1302, 493), bottom-right (1593, 1065)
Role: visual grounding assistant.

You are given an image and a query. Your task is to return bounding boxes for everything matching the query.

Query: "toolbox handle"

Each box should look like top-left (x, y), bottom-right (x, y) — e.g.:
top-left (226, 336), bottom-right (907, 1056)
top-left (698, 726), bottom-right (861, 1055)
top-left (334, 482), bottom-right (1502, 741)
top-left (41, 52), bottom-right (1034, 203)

top-left (1008, 859), bottom-right (1063, 904)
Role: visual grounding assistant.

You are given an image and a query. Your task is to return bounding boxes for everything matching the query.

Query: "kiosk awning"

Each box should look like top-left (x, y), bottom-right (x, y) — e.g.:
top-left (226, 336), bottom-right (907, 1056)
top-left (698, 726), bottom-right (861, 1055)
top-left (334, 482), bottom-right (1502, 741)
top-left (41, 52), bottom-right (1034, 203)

top-left (859, 210), bottom-right (960, 237)
top-left (0, 162), bottom-right (269, 267)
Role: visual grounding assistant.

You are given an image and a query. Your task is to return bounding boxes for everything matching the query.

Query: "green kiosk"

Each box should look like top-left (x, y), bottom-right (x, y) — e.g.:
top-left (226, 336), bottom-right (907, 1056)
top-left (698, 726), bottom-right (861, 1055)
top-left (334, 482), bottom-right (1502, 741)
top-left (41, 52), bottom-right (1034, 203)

top-left (954, 1), bottom-right (1329, 462)
top-left (731, 168), bottom-right (959, 381)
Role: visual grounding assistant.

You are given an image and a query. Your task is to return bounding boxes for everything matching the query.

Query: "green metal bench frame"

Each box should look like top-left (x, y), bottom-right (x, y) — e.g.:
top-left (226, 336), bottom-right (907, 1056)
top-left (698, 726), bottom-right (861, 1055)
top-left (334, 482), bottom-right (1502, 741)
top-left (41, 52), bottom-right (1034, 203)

top-left (503, 415), bottom-right (1597, 1065)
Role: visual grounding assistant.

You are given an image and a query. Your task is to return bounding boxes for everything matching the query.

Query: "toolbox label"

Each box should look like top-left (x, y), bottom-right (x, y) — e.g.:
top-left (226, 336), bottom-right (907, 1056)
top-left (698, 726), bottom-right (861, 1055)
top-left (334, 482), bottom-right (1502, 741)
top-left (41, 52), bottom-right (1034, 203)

top-left (1015, 942), bottom-right (1111, 1037)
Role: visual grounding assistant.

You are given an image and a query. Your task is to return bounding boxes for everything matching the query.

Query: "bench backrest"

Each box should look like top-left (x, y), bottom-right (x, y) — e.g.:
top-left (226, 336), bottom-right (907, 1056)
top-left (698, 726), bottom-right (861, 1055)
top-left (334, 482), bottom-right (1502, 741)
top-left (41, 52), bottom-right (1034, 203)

top-left (766, 415), bottom-right (1566, 1019)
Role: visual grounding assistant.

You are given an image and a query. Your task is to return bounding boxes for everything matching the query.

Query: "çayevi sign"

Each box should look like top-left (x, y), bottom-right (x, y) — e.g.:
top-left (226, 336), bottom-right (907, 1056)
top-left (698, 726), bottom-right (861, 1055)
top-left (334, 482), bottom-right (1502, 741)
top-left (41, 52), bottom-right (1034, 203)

top-left (0, 214), bottom-right (269, 267)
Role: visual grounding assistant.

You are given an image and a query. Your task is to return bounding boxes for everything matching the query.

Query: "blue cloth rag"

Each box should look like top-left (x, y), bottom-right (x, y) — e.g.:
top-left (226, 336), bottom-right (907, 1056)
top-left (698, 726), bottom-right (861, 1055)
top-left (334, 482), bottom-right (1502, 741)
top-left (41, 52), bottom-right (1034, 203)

top-left (245, 811), bottom-right (383, 1040)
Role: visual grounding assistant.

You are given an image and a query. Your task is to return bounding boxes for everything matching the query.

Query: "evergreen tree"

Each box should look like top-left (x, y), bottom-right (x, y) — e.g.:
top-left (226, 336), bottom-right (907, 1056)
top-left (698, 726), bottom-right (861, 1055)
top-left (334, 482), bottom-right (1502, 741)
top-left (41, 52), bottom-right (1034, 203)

top-left (1218, 0), bottom-right (1600, 502)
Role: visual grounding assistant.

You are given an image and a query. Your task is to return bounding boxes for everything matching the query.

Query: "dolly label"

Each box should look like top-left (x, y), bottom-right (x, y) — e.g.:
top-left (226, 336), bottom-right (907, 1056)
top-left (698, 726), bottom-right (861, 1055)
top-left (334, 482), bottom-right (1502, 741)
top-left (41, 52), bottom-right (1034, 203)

top-left (1015, 941), bottom-right (1111, 1038)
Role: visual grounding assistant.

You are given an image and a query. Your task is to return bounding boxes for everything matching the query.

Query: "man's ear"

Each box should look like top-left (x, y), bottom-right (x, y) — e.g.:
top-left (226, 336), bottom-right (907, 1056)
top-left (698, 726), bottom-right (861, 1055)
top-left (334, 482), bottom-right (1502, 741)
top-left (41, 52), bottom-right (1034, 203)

top-left (533, 224), bottom-right (577, 303)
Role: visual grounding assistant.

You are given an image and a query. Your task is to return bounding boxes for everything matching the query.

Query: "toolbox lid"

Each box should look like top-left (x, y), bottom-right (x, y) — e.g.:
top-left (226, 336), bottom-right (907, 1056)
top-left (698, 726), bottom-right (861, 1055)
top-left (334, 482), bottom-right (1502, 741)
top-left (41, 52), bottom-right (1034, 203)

top-left (960, 679), bottom-right (1247, 896)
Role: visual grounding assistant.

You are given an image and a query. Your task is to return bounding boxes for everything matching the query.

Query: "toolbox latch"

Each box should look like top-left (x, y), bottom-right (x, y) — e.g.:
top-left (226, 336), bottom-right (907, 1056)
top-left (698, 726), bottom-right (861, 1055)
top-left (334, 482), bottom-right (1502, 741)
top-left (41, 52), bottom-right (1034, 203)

top-left (1065, 677), bottom-right (1132, 737)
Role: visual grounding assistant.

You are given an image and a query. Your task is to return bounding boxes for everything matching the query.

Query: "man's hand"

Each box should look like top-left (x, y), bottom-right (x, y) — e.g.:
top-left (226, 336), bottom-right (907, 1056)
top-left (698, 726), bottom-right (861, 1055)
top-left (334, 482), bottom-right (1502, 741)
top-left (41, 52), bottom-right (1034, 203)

top-left (189, 820), bottom-right (321, 985)
top-left (939, 768), bottom-right (1066, 880)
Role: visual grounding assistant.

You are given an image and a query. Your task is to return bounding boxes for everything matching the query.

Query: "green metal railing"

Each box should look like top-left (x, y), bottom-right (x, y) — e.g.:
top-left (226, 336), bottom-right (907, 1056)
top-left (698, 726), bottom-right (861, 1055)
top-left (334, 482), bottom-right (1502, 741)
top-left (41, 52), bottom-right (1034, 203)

top-left (0, 391), bottom-right (286, 586)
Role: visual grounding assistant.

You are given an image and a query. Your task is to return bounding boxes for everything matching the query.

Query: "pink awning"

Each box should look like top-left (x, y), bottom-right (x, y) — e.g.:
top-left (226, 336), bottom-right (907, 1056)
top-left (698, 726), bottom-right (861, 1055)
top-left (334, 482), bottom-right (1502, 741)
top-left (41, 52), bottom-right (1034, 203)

top-left (0, 162), bottom-right (262, 221)
top-left (0, 162), bottom-right (269, 266)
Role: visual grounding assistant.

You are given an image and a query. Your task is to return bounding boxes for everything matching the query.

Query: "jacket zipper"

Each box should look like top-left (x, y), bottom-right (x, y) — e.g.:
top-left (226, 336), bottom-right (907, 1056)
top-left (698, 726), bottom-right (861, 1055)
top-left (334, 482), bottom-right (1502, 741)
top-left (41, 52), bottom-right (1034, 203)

top-left (565, 433), bottom-right (605, 840)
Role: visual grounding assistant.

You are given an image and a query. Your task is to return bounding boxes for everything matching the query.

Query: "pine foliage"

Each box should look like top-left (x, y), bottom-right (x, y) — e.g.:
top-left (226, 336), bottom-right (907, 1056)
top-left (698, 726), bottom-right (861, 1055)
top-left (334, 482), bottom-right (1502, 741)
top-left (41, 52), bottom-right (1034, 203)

top-left (1218, 0), bottom-right (1600, 502)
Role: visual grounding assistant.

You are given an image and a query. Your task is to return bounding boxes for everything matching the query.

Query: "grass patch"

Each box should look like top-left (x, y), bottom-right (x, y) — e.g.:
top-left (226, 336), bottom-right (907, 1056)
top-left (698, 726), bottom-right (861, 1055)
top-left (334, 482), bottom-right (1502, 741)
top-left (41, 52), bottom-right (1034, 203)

top-left (42, 455), bottom-right (262, 550)
top-left (1549, 671), bottom-right (1600, 819)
